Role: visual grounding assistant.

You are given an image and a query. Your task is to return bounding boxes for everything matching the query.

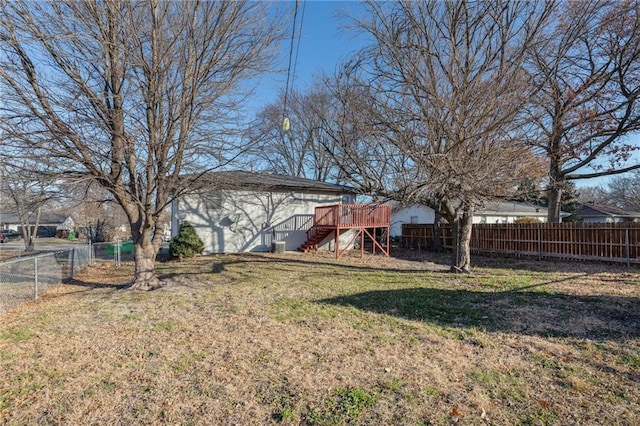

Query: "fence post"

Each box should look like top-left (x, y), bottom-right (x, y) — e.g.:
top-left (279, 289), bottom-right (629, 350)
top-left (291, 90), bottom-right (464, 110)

top-left (626, 227), bottom-right (631, 267)
top-left (71, 248), bottom-right (76, 279)
top-left (537, 226), bottom-right (542, 261)
top-left (34, 256), bottom-right (38, 299)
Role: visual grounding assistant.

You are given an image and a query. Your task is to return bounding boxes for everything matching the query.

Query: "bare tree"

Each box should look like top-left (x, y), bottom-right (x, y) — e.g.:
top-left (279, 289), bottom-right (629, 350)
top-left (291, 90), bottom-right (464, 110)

top-left (305, 69), bottom-right (409, 197)
top-left (62, 181), bottom-right (129, 243)
top-left (581, 170), bottom-right (640, 211)
top-left (606, 171), bottom-right (640, 211)
top-left (0, 1), bottom-right (283, 288)
top-left (328, 0), bottom-right (552, 272)
top-left (248, 81), bottom-right (341, 182)
top-left (525, 0), bottom-right (640, 222)
top-left (0, 160), bottom-right (59, 251)
top-left (577, 185), bottom-right (611, 206)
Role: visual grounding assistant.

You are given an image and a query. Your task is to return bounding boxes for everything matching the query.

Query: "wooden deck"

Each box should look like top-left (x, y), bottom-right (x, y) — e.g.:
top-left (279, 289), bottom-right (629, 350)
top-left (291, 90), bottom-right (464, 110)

top-left (313, 204), bottom-right (391, 229)
top-left (303, 204), bottom-right (391, 258)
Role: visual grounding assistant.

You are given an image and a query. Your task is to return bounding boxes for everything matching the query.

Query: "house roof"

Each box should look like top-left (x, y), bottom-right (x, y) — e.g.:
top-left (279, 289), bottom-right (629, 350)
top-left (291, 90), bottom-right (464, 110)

top-left (576, 203), bottom-right (640, 218)
top-left (392, 200), bottom-right (569, 217)
top-left (201, 170), bottom-right (358, 195)
top-left (478, 201), bottom-right (549, 217)
top-left (0, 211), bottom-right (69, 225)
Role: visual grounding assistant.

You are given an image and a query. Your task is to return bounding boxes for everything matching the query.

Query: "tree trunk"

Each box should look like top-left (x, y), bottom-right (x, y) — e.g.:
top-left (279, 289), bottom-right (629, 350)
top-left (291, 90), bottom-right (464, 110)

top-left (547, 133), bottom-right (564, 223)
top-left (450, 208), bottom-right (474, 273)
top-left (128, 226), bottom-right (161, 290)
top-left (431, 210), bottom-right (444, 252)
top-left (546, 183), bottom-right (564, 223)
top-left (26, 236), bottom-right (35, 252)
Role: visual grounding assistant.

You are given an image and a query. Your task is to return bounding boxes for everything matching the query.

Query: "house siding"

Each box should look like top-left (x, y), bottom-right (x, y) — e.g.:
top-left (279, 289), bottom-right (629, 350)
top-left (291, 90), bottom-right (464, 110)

top-left (582, 217), bottom-right (624, 223)
top-left (392, 203), bottom-right (549, 233)
top-left (177, 189), bottom-right (355, 254)
top-left (390, 205), bottom-right (436, 237)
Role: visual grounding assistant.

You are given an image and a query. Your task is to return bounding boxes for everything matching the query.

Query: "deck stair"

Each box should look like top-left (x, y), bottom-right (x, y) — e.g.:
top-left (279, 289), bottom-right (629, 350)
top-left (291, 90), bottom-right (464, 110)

top-left (298, 227), bottom-right (333, 253)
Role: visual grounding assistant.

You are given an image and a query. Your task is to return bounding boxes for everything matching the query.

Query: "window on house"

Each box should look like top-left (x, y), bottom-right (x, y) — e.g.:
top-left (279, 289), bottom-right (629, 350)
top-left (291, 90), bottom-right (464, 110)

top-left (204, 192), bottom-right (223, 211)
top-left (410, 216), bottom-right (419, 224)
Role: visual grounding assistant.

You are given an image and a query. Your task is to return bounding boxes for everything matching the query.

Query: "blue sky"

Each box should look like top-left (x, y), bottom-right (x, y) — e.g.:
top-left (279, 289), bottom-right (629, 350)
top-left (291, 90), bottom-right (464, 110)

top-left (251, 1), bottom-right (365, 110)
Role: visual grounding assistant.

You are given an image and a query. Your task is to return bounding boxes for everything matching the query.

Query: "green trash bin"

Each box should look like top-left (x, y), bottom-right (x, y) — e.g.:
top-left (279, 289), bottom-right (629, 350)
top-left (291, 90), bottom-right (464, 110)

top-left (106, 241), bottom-right (134, 254)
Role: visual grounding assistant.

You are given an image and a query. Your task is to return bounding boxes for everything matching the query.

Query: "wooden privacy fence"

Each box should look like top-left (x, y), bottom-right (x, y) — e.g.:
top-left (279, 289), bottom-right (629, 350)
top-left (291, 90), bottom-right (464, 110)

top-left (401, 222), bottom-right (640, 265)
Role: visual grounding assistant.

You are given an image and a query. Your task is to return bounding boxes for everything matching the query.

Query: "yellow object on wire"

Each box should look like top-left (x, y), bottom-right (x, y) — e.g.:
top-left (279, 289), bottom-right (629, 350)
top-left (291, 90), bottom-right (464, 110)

top-left (281, 0), bottom-right (304, 133)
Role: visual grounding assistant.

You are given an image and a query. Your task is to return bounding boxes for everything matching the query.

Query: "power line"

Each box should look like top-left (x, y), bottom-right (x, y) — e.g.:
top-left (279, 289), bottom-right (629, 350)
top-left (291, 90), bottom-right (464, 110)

top-left (282, 0), bottom-right (305, 131)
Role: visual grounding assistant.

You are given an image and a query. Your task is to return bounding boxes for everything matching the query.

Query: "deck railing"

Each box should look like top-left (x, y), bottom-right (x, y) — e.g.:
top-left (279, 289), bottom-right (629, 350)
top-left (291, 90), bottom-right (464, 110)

top-left (313, 204), bottom-right (391, 228)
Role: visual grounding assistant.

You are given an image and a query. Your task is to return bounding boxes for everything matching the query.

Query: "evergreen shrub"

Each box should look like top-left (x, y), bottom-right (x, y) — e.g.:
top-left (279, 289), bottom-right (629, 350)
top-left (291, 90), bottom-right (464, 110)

top-left (169, 221), bottom-right (204, 259)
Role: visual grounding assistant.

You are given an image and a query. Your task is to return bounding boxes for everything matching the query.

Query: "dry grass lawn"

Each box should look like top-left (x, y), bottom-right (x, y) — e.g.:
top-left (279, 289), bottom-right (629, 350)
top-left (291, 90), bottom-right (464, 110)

top-left (1, 250), bottom-right (639, 425)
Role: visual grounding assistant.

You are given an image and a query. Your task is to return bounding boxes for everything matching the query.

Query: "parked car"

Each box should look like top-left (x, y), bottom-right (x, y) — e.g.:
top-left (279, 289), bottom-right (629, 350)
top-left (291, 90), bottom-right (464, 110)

top-left (0, 229), bottom-right (21, 243)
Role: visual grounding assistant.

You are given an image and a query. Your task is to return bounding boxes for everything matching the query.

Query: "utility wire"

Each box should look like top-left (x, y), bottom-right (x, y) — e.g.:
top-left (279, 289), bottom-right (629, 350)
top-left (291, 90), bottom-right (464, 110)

top-left (282, 0), bottom-right (305, 131)
top-left (291, 0), bottom-right (306, 96)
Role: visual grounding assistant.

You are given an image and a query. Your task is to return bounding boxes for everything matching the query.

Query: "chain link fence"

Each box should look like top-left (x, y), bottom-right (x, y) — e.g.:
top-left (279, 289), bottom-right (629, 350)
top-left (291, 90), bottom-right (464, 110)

top-left (0, 245), bottom-right (92, 316)
top-left (0, 247), bottom-right (26, 261)
top-left (91, 241), bottom-right (135, 265)
top-left (1, 241), bottom-right (152, 315)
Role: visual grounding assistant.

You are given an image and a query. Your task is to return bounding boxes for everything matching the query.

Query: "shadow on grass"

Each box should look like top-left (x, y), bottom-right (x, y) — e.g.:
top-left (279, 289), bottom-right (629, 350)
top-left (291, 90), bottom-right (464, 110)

top-left (200, 250), bottom-right (638, 277)
top-left (200, 253), bottom-right (449, 275)
top-left (64, 278), bottom-right (130, 291)
top-left (317, 287), bottom-right (640, 341)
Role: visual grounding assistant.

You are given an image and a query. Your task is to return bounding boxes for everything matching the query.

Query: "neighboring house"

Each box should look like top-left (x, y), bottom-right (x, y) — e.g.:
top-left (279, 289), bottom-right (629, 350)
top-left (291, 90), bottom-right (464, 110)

top-left (391, 201), bottom-right (563, 237)
top-left (473, 201), bottom-right (559, 224)
top-left (390, 204), bottom-right (436, 237)
top-left (576, 203), bottom-right (640, 223)
top-left (56, 216), bottom-right (76, 238)
top-left (171, 171), bottom-right (358, 254)
top-left (0, 211), bottom-right (70, 237)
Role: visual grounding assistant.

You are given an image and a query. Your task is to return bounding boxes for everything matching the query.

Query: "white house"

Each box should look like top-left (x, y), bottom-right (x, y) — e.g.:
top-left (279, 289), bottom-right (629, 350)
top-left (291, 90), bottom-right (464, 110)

top-left (390, 204), bottom-right (436, 237)
top-left (473, 201), bottom-right (554, 224)
top-left (171, 171), bottom-right (358, 254)
top-left (391, 201), bottom-right (560, 237)
top-left (576, 203), bottom-right (640, 223)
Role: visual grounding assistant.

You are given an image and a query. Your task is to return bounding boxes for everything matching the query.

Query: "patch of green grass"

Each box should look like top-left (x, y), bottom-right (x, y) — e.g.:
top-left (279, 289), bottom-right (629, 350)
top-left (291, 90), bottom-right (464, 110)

top-left (304, 387), bottom-right (377, 425)
top-left (470, 369), bottom-right (525, 402)
top-left (277, 406), bottom-right (296, 422)
top-left (531, 353), bottom-right (562, 371)
top-left (1, 327), bottom-right (36, 342)
top-left (100, 379), bottom-right (117, 391)
top-left (618, 349), bottom-right (640, 369)
top-left (381, 377), bottom-right (405, 393)
top-left (260, 383), bottom-right (301, 423)
top-left (152, 321), bottom-right (176, 332)
top-left (424, 387), bottom-right (441, 397)
top-left (0, 374), bottom-right (44, 412)
top-left (123, 312), bottom-right (143, 320)
top-left (518, 406), bottom-right (557, 425)
top-left (271, 297), bottom-right (342, 322)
